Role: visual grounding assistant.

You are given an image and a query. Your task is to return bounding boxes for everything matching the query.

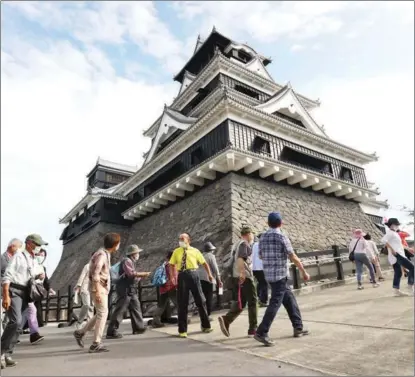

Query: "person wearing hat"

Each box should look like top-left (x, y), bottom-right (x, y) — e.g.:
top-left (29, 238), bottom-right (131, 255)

top-left (218, 226), bottom-right (258, 339)
top-left (1, 233), bottom-right (48, 369)
top-left (382, 218), bottom-right (414, 296)
top-left (106, 244), bottom-right (151, 339)
top-left (254, 212), bottom-right (310, 347)
top-left (349, 229), bottom-right (379, 290)
top-left (197, 242), bottom-right (222, 319)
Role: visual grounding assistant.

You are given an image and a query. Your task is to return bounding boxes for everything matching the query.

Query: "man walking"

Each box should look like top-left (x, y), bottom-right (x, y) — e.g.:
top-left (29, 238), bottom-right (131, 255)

top-left (106, 245), bottom-right (150, 339)
top-left (73, 233), bottom-right (121, 353)
top-left (1, 239), bottom-right (22, 334)
top-left (74, 253), bottom-right (95, 330)
top-left (218, 226), bottom-right (258, 338)
top-left (169, 233), bottom-right (213, 338)
top-left (254, 212), bottom-right (310, 347)
top-left (252, 234), bottom-right (268, 307)
top-left (1, 234), bottom-right (48, 369)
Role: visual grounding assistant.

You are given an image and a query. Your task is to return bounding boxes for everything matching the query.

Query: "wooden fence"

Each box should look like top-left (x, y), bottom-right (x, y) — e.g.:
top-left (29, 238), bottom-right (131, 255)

top-left (40, 244), bottom-right (386, 324)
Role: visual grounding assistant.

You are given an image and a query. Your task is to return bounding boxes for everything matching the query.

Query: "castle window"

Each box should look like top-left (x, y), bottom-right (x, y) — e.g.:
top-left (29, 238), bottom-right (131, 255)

top-left (106, 173), bottom-right (125, 184)
top-left (340, 167), bottom-right (353, 182)
top-left (252, 136), bottom-right (271, 157)
top-left (280, 147), bottom-right (333, 175)
top-left (234, 84), bottom-right (259, 100)
top-left (191, 147), bottom-right (204, 166)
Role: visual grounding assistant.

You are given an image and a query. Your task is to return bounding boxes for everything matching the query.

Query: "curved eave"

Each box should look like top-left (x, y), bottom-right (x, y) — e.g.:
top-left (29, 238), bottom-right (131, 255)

top-left (59, 194), bottom-right (92, 224)
top-left (122, 149), bottom-right (378, 221)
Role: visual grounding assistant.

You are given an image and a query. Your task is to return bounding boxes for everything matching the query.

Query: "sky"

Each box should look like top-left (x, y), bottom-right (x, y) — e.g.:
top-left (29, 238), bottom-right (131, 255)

top-left (1, 1), bottom-right (414, 275)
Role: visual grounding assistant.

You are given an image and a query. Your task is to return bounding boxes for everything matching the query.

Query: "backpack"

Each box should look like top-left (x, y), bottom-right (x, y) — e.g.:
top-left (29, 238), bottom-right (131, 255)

top-left (152, 262), bottom-right (168, 287)
top-left (223, 240), bottom-right (245, 275)
top-left (110, 261), bottom-right (124, 284)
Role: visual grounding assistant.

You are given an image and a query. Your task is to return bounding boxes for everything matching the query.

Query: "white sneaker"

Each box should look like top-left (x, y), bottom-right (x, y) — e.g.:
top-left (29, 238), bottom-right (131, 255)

top-left (372, 283), bottom-right (380, 288)
top-left (394, 289), bottom-right (409, 297)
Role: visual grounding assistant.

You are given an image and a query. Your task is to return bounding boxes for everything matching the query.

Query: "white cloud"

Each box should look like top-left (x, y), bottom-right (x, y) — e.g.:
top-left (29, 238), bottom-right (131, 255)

top-left (308, 73), bottom-right (414, 229)
top-left (1, 38), bottom-right (178, 273)
top-left (290, 44), bottom-right (304, 52)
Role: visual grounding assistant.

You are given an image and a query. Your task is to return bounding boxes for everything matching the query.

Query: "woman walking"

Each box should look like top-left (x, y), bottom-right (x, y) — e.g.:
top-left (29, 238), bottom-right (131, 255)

top-left (198, 242), bottom-right (222, 320)
top-left (364, 233), bottom-right (385, 282)
top-left (349, 229), bottom-right (379, 290)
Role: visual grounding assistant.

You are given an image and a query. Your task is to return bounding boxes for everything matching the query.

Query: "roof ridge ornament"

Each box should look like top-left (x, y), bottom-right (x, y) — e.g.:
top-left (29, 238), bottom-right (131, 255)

top-left (212, 25), bottom-right (217, 32)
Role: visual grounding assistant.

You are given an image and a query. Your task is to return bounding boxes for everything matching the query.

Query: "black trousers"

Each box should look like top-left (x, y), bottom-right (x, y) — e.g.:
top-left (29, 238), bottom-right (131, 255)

top-left (177, 270), bottom-right (210, 333)
top-left (106, 289), bottom-right (144, 335)
top-left (200, 280), bottom-right (214, 316)
top-left (253, 270), bottom-right (268, 304)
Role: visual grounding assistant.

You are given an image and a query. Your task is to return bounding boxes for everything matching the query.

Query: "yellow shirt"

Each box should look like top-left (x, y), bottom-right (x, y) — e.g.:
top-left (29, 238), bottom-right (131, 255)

top-left (169, 246), bottom-right (206, 271)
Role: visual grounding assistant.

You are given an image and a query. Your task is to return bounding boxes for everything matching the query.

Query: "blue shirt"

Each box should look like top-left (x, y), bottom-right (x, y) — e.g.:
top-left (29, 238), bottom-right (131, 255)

top-left (259, 228), bottom-right (294, 282)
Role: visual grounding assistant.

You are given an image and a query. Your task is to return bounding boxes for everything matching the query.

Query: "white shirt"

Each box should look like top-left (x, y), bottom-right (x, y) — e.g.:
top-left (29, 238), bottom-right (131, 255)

top-left (381, 228), bottom-right (406, 265)
top-left (252, 242), bottom-right (263, 271)
top-left (76, 263), bottom-right (90, 294)
top-left (367, 240), bottom-right (379, 257)
top-left (2, 249), bottom-right (43, 286)
top-left (349, 237), bottom-right (373, 259)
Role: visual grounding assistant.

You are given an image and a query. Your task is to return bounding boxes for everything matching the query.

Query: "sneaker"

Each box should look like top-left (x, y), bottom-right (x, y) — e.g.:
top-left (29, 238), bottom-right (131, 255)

top-left (73, 330), bottom-right (85, 348)
top-left (293, 328), bottom-right (310, 338)
top-left (259, 302), bottom-right (268, 308)
top-left (254, 333), bottom-right (275, 347)
top-left (379, 277), bottom-right (385, 282)
top-left (201, 327), bottom-right (213, 334)
top-left (89, 343), bottom-right (109, 353)
top-left (218, 316), bottom-right (230, 337)
top-left (394, 289), bottom-right (409, 297)
top-left (5, 356), bottom-right (17, 367)
top-left (23, 329), bottom-right (30, 335)
top-left (247, 329), bottom-right (256, 337)
top-left (358, 285), bottom-right (364, 290)
top-left (178, 332), bottom-right (187, 338)
top-left (132, 329), bottom-right (146, 335)
top-left (106, 333), bottom-right (123, 339)
top-left (1, 355), bottom-right (6, 370)
top-left (30, 333), bottom-right (45, 345)
top-left (372, 283), bottom-right (380, 288)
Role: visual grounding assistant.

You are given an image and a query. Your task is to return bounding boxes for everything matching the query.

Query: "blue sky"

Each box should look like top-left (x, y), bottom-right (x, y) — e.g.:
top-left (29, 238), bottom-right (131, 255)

top-left (1, 1), bottom-right (414, 275)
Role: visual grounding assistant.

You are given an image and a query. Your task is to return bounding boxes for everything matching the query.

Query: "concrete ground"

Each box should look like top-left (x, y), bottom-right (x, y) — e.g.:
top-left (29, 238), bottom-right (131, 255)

top-left (3, 276), bottom-right (414, 376)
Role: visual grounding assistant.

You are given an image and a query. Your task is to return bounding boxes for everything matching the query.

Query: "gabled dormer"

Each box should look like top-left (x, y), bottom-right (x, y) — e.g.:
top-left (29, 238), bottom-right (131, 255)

top-left (143, 106), bottom-right (197, 165)
top-left (178, 71), bottom-right (196, 95)
top-left (255, 83), bottom-right (326, 137)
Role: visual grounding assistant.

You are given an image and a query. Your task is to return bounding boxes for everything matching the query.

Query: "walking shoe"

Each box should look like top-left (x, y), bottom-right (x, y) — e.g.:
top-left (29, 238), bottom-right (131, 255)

top-left (394, 289), bottom-right (409, 297)
top-left (372, 283), bottom-right (380, 288)
top-left (5, 356), bottom-right (17, 367)
top-left (178, 332), bottom-right (188, 338)
top-left (1, 355), bottom-right (6, 370)
top-left (23, 329), bottom-right (30, 335)
top-left (254, 333), bottom-right (275, 347)
top-left (201, 327), bottom-right (213, 333)
top-left (30, 332), bottom-right (45, 345)
top-left (218, 316), bottom-right (230, 337)
top-left (259, 302), bottom-right (268, 308)
top-left (132, 329), bottom-right (146, 335)
top-left (73, 330), bottom-right (85, 348)
top-left (293, 328), bottom-right (310, 338)
top-left (247, 329), bottom-right (256, 337)
top-left (357, 285), bottom-right (364, 290)
top-left (106, 333), bottom-right (123, 339)
top-left (89, 343), bottom-right (109, 353)
top-left (379, 277), bottom-right (385, 282)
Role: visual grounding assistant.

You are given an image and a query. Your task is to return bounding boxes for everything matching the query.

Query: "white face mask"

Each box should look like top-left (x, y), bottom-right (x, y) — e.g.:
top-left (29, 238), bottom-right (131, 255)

top-left (390, 225), bottom-right (399, 231)
top-left (36, 256), bottom-right (44, 264)
top-left (34, 246), bottom-right (42, 254)
top-left (179, 241), bottom-right (187, 249)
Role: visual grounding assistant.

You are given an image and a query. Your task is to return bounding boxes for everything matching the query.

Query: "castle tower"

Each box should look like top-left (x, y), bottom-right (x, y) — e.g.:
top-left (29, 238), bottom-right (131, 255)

top-left (51, 29), bottom-right (387, 291)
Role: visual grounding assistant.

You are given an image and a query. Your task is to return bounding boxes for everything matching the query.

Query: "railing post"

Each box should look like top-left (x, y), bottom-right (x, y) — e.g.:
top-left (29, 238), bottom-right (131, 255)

top-left (56, 290), bottom-right (61, 322)
top-left (67, 285), bottom-right (73, 322)
top-left (291, 264), bottom-right (301, 289)
top-left (333, 245), bottom-right (344, 281)
top-left (45, 292), bottom-right (50, 324)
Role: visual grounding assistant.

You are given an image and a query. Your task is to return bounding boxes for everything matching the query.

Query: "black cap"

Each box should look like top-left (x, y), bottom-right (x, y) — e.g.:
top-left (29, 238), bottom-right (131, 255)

top-left (204, 242), bottom-right (216, 253)
top-left (385, 218), bottom-right (400, 227)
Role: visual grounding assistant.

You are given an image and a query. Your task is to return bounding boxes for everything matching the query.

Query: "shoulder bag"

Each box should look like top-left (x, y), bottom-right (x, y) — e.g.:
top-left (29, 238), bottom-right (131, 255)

top-left (349, 239), bottom-right (360, 262)
top-left (23, 253), bottom-right (48, 302)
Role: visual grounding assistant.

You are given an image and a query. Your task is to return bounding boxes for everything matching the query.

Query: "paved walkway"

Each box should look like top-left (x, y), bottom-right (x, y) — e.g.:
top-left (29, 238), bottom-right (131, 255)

top-left (3, 277), bottom-right (414, 376)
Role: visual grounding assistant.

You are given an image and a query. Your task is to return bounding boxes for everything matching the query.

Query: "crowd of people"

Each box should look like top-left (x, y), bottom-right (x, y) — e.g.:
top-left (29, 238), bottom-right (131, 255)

top-left (1, 212), bottom-right (413, 369)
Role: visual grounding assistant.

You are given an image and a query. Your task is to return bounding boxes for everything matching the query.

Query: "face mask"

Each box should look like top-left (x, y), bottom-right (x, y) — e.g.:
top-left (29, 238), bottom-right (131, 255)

top-left (390, 225), bottom-right (399, 231)
top-left (34, 246), bottom-right (42, 254)
top-left (179, 241), bottom-right (187, 249)
top-left (36, 256), bottom-right (44, 264)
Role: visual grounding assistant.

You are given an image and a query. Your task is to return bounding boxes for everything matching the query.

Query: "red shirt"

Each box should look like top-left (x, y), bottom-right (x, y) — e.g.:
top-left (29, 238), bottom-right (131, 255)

top-left (159, 263), bottom-right (177, 295)
top-left (398, 231), bottom-right (410, 248)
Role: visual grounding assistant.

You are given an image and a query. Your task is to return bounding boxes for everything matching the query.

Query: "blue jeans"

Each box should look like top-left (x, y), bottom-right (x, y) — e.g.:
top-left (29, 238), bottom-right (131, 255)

top-left (354, 253), bottom-right (376, 284)
top-left (393, 254), bottom-right (414, 289)
top-left (256, 278), bottom-right (302, 337)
